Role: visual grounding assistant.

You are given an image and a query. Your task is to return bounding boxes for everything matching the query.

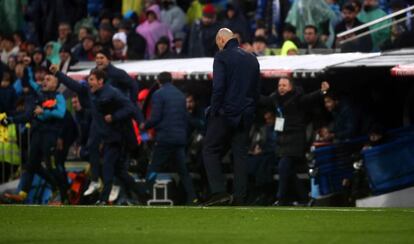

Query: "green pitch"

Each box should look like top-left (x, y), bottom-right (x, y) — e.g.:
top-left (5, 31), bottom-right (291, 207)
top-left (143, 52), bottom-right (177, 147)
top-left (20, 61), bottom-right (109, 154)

top-left (1, 206), bottom-right (414, 244)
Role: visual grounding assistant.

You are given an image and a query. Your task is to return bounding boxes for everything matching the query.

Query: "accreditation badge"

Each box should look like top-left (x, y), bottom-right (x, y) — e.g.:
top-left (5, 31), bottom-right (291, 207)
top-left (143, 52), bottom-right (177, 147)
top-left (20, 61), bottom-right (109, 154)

top-left (274, 117), bottom-right (285, 132)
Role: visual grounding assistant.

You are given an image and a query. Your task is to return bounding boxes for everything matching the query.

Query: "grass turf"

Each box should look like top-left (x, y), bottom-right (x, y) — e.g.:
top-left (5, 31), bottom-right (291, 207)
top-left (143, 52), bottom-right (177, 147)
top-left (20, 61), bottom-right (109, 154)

top-left (0, 206), bottom-right (413, 244)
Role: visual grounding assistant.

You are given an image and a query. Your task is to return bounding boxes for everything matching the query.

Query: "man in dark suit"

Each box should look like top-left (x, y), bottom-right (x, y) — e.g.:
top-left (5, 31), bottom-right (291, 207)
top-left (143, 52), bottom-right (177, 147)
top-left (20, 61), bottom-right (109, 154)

top-left (202, 28), bottom-right (261, 206)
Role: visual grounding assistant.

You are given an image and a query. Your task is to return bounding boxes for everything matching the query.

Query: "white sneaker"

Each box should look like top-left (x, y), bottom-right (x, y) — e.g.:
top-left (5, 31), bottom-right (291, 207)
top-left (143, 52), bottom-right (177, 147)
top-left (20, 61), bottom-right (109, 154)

top-left (84, 181), bottom-right (101, 196)
top-left (109, 185), bottom-right (120, 202)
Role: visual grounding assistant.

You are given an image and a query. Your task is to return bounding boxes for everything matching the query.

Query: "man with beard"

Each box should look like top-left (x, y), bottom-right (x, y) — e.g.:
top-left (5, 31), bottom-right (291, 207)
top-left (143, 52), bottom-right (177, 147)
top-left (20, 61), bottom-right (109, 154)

top-left (262, 77), bottom-right (329, 206)
top-left (187, 4), bottom-right (221, 57)
top-left (358, 0), bottom-right (391, 51)
top-left (335, 3), bottom-right (373, 52)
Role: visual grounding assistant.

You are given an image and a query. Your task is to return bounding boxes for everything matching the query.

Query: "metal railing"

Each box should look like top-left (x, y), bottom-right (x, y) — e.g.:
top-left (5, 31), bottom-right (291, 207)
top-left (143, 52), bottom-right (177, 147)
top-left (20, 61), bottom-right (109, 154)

top-left (337, 5), bottom-right (414, 46)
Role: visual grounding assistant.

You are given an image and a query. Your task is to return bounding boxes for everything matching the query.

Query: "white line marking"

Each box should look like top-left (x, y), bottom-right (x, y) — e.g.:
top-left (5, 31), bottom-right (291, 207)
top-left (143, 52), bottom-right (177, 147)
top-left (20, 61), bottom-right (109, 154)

top-left (2, 204), bottom-right (413, 212)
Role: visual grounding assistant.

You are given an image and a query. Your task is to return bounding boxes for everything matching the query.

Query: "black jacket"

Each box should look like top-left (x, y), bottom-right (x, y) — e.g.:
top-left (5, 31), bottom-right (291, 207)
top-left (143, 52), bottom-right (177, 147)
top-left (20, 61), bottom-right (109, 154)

top-left (334, 19), bottom-right (373, 52)
top-left (261, 88), bottom-right (323, 158)
top-left (0, 86), bottom-right (17, 115)
top-left (144, 83), bottom-right (188, 145)
top-left (209, 38), bottom-right (261, 128)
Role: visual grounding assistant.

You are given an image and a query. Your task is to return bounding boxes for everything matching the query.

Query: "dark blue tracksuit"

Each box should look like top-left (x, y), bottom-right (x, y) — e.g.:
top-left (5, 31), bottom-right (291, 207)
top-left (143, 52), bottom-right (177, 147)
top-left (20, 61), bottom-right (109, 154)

top-left (56, 72), bottom-right (103, 182)
top-left (18, 79), bottom-right (66, 196)
top-left (202, 38), bottom-right (261, 203)
top-left (56, 72), bottom-right (140, 202)
top-left (144, 82), bottom-right (196, 202)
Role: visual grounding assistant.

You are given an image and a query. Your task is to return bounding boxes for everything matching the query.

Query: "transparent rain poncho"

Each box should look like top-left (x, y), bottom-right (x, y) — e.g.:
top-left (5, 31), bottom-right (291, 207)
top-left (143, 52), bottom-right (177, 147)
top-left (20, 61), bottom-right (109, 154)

top-left (285, 0), bottom-right (337, 47)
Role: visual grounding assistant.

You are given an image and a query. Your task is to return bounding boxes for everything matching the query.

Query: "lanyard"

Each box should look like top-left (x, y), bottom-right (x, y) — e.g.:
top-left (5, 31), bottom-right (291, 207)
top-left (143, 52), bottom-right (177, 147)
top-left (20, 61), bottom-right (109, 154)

top-left (276, 107), bottom-right (283, 118)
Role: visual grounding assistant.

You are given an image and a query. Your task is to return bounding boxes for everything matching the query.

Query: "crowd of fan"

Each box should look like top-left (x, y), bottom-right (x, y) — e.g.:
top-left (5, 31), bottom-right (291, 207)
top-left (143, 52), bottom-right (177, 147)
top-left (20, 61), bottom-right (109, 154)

top-left (0, 0), bottom-right (412, 205)
top-left (1, 0), bottom-right (414, 70)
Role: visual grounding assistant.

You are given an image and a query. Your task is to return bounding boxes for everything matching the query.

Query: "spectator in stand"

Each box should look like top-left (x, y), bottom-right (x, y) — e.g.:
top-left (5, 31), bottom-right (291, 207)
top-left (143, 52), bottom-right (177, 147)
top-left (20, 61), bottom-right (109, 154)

top-left (112, 13), bottom-right (123, 30)
top-left (118, 20), bottom-right (147, 60)
top-left (1, 35), bottom-right (19, 64)
top-left (31, 48), bottom-right (51, 70)
top-left (98, 23), bottom-right (115, 51)
top-left (153, 36), bottom-right (173, 60)
top-left (358, 0), bottom-right (391, 51)
top-left (160, 0), bottom-right (187, 35)
top-left (187, 4), bottom-right (221, 57)
top-left (280, 40), bottom-right (299, 56)
top-left (186, 0), bottom-right (203, 26)
top-left (44, 41), bottom-right (61, 65)
top-left (112, 32), bottom-right (128, 61)
top-left (7, 56), bottom-right (17, 73)
top-left (252, 36), bottom-right (277, 56)
top-left (171, 32), bottom-right (187, 58)
top-left (255, 0), bottom-right (292, 45)
top-left (59, 46), bottom-right (77, 74)
top-left (77, 26), bottom-right (93, 44)
top-left (335, 3), bottom-right (373, 52)
top-left (282, 24), bottom-right (302, 48)
top-left (73, 35), bottom-right (96, 62)
top-left (57, 22), bottom-right (77, 49)
top-left (302, 25), bottom-right (327, 54)
top-left (136, 4), bottom-right (173, 59)
top-left (252, 36), bottom-right (267, 56)
top-left (222, 3), bottom-right (251, 43)
top-left (350, 0), bottom-right (363, 13)
top-left (322, 92), bottom-right (359, 142)
top-left (381, 0), bottom-right (414, 50)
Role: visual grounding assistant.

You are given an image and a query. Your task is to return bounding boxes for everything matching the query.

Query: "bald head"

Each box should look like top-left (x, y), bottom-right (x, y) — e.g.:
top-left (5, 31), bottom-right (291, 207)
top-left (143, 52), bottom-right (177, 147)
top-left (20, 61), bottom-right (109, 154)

top-left (216, 28), bottom-right (235, 50)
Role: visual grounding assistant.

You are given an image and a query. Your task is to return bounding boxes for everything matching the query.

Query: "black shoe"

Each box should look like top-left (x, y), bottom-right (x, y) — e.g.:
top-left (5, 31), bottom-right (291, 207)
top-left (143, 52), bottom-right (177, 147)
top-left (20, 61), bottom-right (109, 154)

top-left (186, 198), bottom-right (200, 206)
top-left (95, 200), bottom-right (110, 206)
top-left (201, 193), bottom-right (233, 207)
top-left (272, 200), bottom-right (292, 206)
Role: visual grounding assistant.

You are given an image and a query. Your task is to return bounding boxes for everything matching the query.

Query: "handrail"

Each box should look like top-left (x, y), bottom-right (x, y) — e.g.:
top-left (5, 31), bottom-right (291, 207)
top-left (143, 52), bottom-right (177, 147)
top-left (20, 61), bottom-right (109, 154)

top-left (339, 15), bottom-right (413, 45)
top-left (337, 5), bottom-right (414, 39)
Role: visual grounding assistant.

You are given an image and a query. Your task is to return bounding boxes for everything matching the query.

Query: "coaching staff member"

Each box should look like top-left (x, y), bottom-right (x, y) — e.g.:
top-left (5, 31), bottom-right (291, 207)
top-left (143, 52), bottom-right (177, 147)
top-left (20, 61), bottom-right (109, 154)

top-left (202, 28), bottom-right (260, 206)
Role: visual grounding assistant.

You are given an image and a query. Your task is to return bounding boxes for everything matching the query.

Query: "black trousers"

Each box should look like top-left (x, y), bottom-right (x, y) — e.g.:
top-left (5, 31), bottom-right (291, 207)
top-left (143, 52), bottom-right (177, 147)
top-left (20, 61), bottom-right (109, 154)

top-left (146, 143), bottom-right (196, 202)
top-left (202, 115), bottom-right (249, 202)
top-left (100, 142), bottom-right (138, 202)
top-left (21, 130), bottom-right (59, 194)
top-left (277, 156), bottom-right (308, 203)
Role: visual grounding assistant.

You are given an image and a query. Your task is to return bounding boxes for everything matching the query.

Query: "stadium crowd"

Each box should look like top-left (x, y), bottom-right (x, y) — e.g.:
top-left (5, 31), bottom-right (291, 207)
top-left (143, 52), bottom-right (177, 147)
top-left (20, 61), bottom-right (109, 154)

top-left (0, 0), bottom-right (413, 206)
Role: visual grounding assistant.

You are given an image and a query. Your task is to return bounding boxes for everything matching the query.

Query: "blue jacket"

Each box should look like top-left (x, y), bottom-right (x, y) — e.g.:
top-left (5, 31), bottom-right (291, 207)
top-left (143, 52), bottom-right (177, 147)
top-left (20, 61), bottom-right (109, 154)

top-left (144, 83), bottom-right (187, 145)
top-left (56, 71), bottom-right (135, 144)
top-left (25, 75), bottom-right (66, 133)
top-left (209, 38), bottom-right (261, 128)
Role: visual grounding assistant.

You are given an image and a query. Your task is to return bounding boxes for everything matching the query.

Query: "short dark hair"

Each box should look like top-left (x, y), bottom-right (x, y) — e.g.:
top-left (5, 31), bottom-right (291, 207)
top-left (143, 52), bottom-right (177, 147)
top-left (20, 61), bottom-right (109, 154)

top-left (89, 68), bottom-right (107, 82)
top-left (304, 25), bottom-right (318, 34)
top-left (283, 23), bottom-right (296, 34)
top-left (342, 2), bottom-right (356, 12)
top-left (253, 36), bottom-right (267, 44)
top-left (324, 91), bottom-right (339, 101)
top-left (158, 72), bottom-right (172, 84)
